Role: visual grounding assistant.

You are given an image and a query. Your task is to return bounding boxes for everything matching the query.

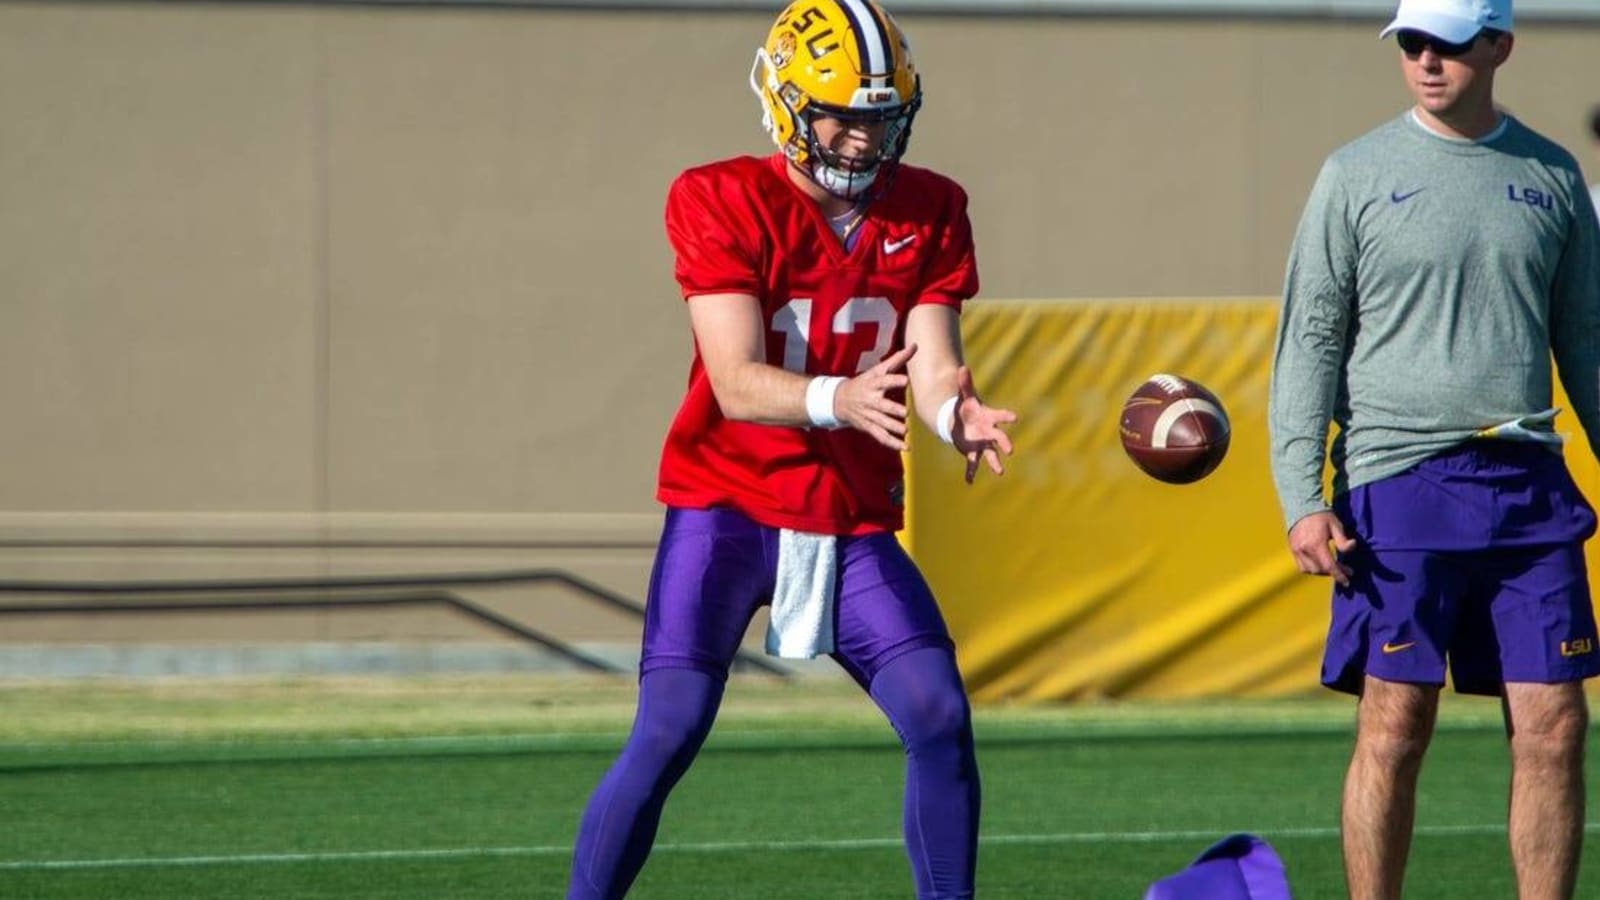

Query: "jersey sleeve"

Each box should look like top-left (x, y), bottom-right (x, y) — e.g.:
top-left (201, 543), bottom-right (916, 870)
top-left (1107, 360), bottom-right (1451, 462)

top-left (917, 181), bottom-right (979, 308)
top-left (664, 168), bottom-right (761, 299)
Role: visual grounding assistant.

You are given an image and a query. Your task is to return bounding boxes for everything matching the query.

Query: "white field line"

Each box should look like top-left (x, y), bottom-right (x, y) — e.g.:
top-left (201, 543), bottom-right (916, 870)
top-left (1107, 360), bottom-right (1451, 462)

top-left (2, 823), bottom-right (1579, 872)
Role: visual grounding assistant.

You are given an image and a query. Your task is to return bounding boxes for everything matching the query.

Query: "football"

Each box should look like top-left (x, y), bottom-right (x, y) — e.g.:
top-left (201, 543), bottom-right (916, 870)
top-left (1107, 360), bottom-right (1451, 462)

top-left (1119, 374), bottom-right (1230, 484)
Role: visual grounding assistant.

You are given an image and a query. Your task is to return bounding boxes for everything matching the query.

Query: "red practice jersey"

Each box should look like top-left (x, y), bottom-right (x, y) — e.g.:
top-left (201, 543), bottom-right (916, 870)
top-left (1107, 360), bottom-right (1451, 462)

top-left (658, 154), bottom-right (979, 535)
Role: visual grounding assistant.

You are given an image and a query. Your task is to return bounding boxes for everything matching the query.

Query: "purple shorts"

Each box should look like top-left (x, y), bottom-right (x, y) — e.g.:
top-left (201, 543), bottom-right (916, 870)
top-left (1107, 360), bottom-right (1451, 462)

top-left (640, 506), bottom-right (955, 686)
top-left (1324, 441), bottom-right (1600, 696)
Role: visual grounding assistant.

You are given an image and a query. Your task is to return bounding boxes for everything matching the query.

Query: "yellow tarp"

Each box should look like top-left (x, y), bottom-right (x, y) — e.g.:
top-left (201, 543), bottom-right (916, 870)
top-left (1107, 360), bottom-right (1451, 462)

top-left (905, 299), bottom-right (1600, 702)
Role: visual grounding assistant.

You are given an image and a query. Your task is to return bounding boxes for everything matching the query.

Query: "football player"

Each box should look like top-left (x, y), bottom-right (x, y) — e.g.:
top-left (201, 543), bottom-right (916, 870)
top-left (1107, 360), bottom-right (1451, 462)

top-left (565, 1), bottom-right (1016, 897)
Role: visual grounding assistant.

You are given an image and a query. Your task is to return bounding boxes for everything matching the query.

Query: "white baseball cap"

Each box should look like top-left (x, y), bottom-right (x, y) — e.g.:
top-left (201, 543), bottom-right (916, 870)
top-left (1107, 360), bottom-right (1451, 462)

top-left (1380, 0), bottom-right (1513, 43)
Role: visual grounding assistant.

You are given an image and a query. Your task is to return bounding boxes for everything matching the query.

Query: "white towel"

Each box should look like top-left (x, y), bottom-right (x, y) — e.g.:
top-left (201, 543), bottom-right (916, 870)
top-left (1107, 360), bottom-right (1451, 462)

top-left (765, 529), bottom-right (839, 659)
top-left (1475, 407), bottom-right (1566, 445)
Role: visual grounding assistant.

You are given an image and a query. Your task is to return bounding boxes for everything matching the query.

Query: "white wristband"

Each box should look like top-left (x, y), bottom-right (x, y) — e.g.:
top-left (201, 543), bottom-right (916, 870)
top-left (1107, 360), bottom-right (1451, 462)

top-left (806, 376), bottom-right (845, 429)
top-left (936, 394), bottom-right (960, 445)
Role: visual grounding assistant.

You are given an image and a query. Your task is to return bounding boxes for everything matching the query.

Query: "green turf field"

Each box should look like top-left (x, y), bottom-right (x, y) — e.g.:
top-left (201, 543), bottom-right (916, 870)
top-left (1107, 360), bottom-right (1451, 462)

top-left (0, 676), bottom-right (1590, 898)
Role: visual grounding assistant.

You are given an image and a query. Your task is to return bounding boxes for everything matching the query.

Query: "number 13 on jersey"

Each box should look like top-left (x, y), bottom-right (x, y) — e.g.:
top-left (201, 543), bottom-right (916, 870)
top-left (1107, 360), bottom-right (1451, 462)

top-left (771, 296), bottom-right (897, 375)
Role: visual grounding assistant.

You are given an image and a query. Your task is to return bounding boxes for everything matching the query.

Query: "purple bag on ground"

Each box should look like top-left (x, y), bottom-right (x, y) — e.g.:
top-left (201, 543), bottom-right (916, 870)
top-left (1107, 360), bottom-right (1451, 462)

top-left (1143, 833), bottom-right (1292, 900)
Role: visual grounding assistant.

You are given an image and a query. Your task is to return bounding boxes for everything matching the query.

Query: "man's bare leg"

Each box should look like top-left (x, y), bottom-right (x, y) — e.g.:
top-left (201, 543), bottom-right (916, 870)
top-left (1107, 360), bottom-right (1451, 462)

top-left (1503, 681), bottom-right (1588, 900)
top-left (1342, 676), bottom-right (1439, 900)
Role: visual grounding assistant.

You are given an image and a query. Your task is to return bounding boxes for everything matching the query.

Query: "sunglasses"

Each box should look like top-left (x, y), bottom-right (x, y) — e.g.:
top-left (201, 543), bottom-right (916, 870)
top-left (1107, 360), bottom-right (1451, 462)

top-left (1396, 29), bottom-right (1482, 58)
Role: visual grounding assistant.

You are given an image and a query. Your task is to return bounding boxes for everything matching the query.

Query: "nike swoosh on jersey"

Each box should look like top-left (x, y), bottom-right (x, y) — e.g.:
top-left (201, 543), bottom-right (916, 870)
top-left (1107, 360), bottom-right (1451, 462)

top-left (1390, 189), bottom-right (1424, 203)
top-left (1381, 641), bottom-right (1417, 654)
top-left (883, 234), bottom-right (917, 254)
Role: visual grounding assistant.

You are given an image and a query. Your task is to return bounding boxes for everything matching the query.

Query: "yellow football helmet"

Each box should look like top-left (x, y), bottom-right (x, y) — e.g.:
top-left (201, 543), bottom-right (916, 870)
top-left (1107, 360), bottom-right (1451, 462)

top-left (749, 0), bottom-right (922, 198)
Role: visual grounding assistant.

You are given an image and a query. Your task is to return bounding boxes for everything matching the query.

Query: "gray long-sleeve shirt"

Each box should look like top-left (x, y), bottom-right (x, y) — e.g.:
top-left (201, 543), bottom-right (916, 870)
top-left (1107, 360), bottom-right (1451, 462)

top-left (1269, 112), bottom-right (1600, 531)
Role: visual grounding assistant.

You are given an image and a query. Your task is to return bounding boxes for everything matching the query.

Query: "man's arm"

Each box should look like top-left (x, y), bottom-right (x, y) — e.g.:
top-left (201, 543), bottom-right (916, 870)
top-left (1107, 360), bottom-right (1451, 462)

top-left (1551, 174), bottom-right (1600, 458)
top-left (1270, 158), bottom-right (1360, 583)
top-left (902, 304), bottom-right (963, 428)
top-left (688, 293), bottom-right (917, 450)
top-left (904, 303), bottom-right (1017, 483)
top-left (1269, 158), bottom-right (1358, 528)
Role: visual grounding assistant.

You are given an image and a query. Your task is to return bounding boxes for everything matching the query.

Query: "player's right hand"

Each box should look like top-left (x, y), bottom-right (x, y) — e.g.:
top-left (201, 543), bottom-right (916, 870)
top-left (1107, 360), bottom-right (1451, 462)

top-left (1287, 510), bottom-right (1358, 587)
top-left (834, 344), bottom-right (916, 451)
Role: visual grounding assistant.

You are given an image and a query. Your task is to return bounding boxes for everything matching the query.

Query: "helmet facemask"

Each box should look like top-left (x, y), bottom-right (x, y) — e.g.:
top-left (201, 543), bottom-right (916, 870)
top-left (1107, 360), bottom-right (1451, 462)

top-left (799, 94), bottom-right (919, 199)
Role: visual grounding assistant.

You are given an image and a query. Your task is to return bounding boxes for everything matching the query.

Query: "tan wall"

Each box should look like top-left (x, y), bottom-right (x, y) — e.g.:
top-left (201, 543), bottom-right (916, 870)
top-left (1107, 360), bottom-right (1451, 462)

top-left (3, 1), bottom-right (1598, 645)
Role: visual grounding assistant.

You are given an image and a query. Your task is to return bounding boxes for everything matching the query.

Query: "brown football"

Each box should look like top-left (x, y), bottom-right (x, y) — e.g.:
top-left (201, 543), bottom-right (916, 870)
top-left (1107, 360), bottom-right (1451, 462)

top-left (1119, 374), bottom-right (1230, 484)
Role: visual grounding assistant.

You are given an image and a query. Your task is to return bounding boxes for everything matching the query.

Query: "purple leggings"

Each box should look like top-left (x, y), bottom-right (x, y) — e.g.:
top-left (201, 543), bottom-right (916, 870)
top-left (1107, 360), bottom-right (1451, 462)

top-left (567, 507), bottom-right (980, 898)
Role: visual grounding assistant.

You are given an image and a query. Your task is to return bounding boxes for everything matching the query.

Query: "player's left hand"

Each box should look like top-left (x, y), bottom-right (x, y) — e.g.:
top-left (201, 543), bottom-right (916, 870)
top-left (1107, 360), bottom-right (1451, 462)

top-left (950, 366), bottom-right (1017, 484)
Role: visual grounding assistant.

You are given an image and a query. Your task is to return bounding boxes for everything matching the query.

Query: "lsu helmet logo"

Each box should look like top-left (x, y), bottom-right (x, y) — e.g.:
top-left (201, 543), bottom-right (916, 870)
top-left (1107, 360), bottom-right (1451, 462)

top-left (771, 31), bottom-right (797, 70)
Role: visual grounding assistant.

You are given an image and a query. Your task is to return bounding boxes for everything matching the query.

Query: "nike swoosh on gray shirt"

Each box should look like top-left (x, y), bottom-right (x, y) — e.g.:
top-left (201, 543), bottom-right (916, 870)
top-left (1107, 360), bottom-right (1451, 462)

top-left (1269, 113), bottom-right (1600, 531)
